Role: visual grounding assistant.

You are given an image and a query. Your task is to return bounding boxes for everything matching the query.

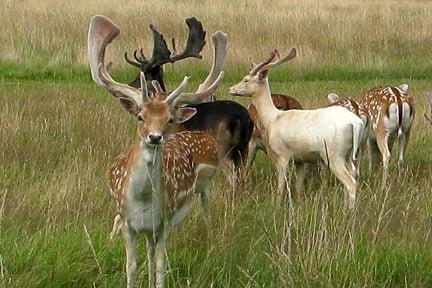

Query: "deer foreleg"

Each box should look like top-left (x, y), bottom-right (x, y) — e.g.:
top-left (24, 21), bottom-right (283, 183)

top-left (122, 225), bottom-right (137, 288)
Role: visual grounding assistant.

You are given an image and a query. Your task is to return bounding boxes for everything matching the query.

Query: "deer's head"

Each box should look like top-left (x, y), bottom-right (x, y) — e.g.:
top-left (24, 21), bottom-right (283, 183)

top-left (229, 48), bottom-right (297, 97)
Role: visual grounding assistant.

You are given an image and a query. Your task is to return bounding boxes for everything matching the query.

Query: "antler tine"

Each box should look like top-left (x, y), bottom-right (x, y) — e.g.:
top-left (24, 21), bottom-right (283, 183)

top-left (264, 46), bottom-right (297, 70)
top-left (168, 17), bottom-right (206, 63)
top-left (151, 80), bottom-right (164, 95)
top-left (173, 71), bottom-right (224, 107)
top-left (248, 56), bottom-right (256, 69)
top-left (124, 51), bottom-right (142, 68)
top-left (249, 49), bottom-right (278, 76)
top-left (140, 72), bottom-right (151, 103)
top-left (138, 48), bottom-right (147, 62)
top-left (195, 30), bottom-right (227, 94)
top-left (88, 15), bottom-right (142, 105)
top-left (165, 76), bottom-right (190, 105)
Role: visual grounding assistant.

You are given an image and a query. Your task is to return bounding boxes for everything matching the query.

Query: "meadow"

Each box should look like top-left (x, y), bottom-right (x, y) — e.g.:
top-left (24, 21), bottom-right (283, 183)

top-left (1, 0), bottom-right (432, 287)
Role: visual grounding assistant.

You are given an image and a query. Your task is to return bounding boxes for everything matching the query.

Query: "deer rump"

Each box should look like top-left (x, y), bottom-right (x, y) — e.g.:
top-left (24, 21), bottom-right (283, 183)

top-left (181, 100), bottom-right (253, 168)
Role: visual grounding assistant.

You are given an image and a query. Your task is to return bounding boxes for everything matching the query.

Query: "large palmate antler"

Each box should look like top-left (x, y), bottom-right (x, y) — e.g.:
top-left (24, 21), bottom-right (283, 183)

top-left (88, 15), bottom-right (223, 110)
top-left (125, 17), bottom-right (206, 90)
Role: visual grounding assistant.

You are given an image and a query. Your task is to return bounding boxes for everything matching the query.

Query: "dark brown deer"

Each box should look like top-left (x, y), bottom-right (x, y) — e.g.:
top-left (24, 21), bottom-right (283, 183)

top-left (125, 18), bottom-right (253, 184)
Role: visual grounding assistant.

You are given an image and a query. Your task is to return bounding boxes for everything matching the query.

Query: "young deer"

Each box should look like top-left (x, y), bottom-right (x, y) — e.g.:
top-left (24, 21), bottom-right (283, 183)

top-left (88, 15), bottom-right (224, 288)
top-left (327, 93), bottom-right (370, 177)
top-left (357, 84), bottom-right (415, 190)
top-left (229, 49), bottom-right (364, 207)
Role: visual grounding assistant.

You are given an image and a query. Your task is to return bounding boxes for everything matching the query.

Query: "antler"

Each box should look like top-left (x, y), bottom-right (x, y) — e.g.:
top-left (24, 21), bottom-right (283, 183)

top-left (88, 15), bottom-right (144, 105)
top-left (124, 17), bottom-right (206, 74)
top-left (249, 49), bottom-right (278, 76)
top-left (172, 71), bottom-right (224, 107)
top-left (425, 93), bottom-right (432, 126)
top-left (195, 30), bottom-right (227, 95)
top-left (249, 47), bottom-right (297, 75)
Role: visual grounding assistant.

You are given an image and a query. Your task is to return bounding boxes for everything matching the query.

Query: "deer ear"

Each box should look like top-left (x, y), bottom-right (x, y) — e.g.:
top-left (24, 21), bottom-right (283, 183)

top-left (174, 107), bottom-right (197, 123)
top-left (118, 97), bottom-right (140, 116)
top-left (257, 69), bottom-right (269, 81)
top-left (327, 93), bottom-right (339, 104)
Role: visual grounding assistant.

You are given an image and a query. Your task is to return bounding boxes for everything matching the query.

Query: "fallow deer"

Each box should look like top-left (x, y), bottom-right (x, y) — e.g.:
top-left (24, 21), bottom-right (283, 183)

top-left (246, 94), bottom-right (303, 170)
top-left (327, 92), bottom-right (370, 177)
top-left (88, 15), bottom-right (224, 288)
top-left (125, 18), bottom-right (254, 179)
top-left (357, 84), bottom-right (415, 190)
top-left (229, 49), bottom-right (364, 207)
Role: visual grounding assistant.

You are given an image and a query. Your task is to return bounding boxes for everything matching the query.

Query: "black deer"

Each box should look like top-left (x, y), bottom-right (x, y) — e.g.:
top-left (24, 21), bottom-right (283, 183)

top-left (125, 18), bottom-right (253, 183)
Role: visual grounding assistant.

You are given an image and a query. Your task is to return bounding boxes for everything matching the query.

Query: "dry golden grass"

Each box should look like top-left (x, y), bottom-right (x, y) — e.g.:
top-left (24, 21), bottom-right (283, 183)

top-left (2, 0), bottom-right (432, 69)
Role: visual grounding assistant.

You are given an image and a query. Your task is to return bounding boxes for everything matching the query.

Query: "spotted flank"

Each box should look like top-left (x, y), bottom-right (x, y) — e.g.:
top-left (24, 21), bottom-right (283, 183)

top-left (163, 131), bottom-right (218, 210)
top-left (108, 131), bottom-right (218, 214)
top-left (358, 85), bottom-right (413, 129)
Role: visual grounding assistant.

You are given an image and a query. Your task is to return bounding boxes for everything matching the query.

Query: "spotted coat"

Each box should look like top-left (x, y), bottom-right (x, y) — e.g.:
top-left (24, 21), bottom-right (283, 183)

top-left (108, 131), bottom-right (218, 214)
top-left (358, 86), bottom-right (414, 130)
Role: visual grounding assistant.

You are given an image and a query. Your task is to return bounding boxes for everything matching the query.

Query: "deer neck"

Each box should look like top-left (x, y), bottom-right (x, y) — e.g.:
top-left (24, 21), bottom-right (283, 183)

top-left (128, 141), bottom-right (163, 204)
top-left (251, 80), bottom-right (279, 129)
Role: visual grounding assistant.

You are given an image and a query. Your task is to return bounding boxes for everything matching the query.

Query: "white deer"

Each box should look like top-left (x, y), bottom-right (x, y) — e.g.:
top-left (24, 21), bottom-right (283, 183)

top-left (229, 48), bottom-right (364, 207)
top-left (88, 15), bottom-right (224, 288)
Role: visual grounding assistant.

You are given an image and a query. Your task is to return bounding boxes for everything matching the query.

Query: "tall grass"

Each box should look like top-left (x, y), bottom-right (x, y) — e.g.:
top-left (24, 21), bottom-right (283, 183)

top-left (1, 0), bottom-right (432, 287)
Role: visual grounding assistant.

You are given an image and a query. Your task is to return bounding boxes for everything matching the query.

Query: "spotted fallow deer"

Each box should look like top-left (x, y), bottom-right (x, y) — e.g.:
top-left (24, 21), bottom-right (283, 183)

top-left (229, 48), bottom-right (364, 207)
top-left (357, 84), bottom-right (415, 191)
top-left (88, 15), bottom-right (224, 288)
top-left (327, 93), bottom-right (370, 177)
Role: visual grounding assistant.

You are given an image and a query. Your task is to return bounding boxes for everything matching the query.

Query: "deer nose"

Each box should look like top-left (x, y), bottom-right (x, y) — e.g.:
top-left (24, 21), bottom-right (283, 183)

top-left (148, 133), bottom-right (163, 145)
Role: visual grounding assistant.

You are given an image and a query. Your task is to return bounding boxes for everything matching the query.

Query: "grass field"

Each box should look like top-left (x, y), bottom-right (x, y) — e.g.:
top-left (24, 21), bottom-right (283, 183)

top-left (2, 0), bottom-right (432, 287)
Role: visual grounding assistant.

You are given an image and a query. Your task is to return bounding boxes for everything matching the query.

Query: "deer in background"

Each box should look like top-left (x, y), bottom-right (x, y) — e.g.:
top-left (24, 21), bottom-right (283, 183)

top-left (358, 84), bottom-right (414, 191)
top-left (229, 48), bottom-right (364, 207)
top-left (124, 17), bottom-right (253, 184)
top-left (327, 92), bottom-right (370, 178)
top-left (88, 15), bottom-right (224, 288)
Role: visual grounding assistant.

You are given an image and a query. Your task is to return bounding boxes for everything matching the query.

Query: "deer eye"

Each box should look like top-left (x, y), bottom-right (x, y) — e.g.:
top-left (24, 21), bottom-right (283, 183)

top-left (167, 118), bottom-right (174, 124)
top-left (244, 79), bottom-right (249, 83)
top-left (137, 115), bottom-right (144, 122)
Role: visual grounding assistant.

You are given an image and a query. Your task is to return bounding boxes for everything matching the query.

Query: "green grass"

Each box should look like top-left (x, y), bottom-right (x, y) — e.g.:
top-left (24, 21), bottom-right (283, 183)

top-left (1, 64), bottom-right (432, 287)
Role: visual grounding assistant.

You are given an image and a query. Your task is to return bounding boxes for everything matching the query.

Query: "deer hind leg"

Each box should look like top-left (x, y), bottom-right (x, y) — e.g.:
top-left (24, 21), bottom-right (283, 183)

top-left (329, 159), bottom-right (357, 209)
top-left (122, 225), bottom-right (137, 288)
top-left (376, 131), bottom-right (391, 191)
top-left (367, 138), bottom-right (381, 175)
top-left (145, 235), bottom-right (156, 288)
top-left (397, 129), bottom-right (410, 176)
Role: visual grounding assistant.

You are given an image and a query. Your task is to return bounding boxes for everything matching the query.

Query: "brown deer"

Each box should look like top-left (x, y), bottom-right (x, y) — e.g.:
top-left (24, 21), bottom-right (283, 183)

top-left (88, 15), bottom-right (224, 288)
top-left (229, 49), bottom-right (364, 207)
top-left (124, 19), bottom-right (254, 183)
top-left (357, 84), bottom-right (415, 191)
top-left (327, 92), bottom-right (370, 178)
